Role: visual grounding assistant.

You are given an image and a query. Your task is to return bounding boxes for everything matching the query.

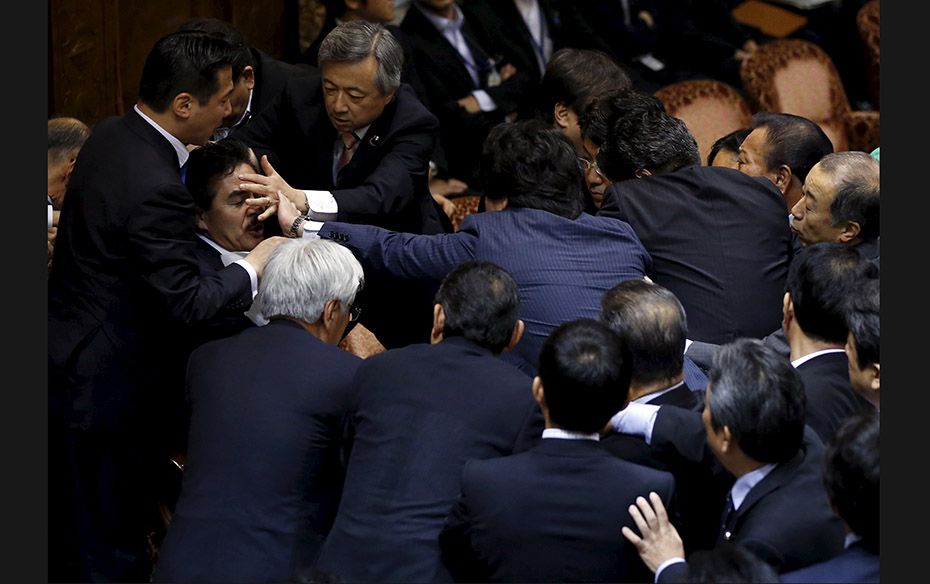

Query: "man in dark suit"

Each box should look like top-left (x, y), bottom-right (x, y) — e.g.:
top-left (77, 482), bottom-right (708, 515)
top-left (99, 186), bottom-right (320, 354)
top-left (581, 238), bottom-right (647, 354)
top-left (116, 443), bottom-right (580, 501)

top-left (737, 112), bottom-right (834, 213)
top-left (279, 119), bottom-right (652, 374)
top-left (598, 280), bottom-right (722, 554)
top-left (617, 339), bottom-right (845, 577)
top-left (440, 319), bottom-right (675, 583)
top-left (236, 20), bottom-right (446, 348)
top-left (314, 261), bottom-right (544, 583)
top-left (782, 412), bottom-right (880, 583)
top-left (47, 31), bottom-right (284, 582)
top-left (400, 0), bottom-right (535, 188)
top-left (178, 17), bottom-right (316, 141)
top-left (844, 278), bottom-right (880, 410)
top-left (590, 89), bottom-right (793, 345)
top-left (784, 243), bottom-right (877, 443)
top-left (153, 238), bottom-right (366, 583)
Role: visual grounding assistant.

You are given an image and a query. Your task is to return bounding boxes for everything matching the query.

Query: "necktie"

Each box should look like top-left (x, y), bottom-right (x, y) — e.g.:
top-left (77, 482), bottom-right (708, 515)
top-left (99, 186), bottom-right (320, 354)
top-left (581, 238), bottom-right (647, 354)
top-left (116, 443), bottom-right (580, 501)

top-left (719, 492), bottom-right (736, 542)
top-left (338, 131), bottom-right (360, 172)
top-left (180, 161), bottom-right (189, 184)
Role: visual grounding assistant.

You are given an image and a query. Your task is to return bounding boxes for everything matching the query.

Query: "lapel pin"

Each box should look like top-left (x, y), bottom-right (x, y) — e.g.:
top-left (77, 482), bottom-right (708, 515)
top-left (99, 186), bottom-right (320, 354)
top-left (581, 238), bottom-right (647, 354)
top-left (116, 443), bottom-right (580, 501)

top-left (369, 134), bottom-right (382, 147)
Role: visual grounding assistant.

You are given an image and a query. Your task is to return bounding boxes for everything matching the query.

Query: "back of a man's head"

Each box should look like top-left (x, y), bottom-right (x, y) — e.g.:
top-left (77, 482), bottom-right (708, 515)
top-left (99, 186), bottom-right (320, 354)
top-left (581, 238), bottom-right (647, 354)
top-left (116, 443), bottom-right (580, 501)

top-left (585, 89), bottom-right (701, 182)
top-left (787, 242), bottom-right (879, 345)
top-left (600, 280), bottom-right (687, 386)
top-left (319, 20), bottom-right (402, 95)
top-left (751, 112), bottom-right (833, 185)
top-left (537, 48), bottom-right (631, 125)
top-left (686, 543), bottom-right (780, 583)
top-left (845, 277), bottom-right (880, 372)
top-left (434, 261), bottom-right (521, 354)
top-left (177, 17), bottom-right (254, 83)
top-left (480, 119), bottom-right (586, 219)
top-left (537, 319), bottom-right (632, 434)
top-left (139, 30), bottom-right (238, 112)
top-left (48, 117), bottom-right (90, 161)
top-left (824, 411), bottom-right (880, 553)
top-left (815, 151), bottom-right (881, 242)
top-left (186, 139), bottom-right (258, 211)
top-left (707, 339), bottom-right (806, 464)
top-left (255, 238), bottom-right (364, 324)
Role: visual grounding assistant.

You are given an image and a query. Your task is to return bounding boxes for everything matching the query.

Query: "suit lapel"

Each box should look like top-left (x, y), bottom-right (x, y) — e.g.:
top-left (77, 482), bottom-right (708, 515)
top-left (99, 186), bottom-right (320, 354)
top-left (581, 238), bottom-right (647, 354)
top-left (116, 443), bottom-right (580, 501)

top-left (732, 447), bottom-right (806, 527)
top-left (406, 6), bottom-right (477, 90)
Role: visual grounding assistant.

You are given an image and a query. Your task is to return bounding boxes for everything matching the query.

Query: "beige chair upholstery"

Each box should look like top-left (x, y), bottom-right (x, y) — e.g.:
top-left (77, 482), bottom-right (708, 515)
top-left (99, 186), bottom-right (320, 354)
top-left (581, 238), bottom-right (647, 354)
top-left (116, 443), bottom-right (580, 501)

top-left (739, 38), bottom-right (879, 153)
top-left (654, 79), bottom-right (753, 165)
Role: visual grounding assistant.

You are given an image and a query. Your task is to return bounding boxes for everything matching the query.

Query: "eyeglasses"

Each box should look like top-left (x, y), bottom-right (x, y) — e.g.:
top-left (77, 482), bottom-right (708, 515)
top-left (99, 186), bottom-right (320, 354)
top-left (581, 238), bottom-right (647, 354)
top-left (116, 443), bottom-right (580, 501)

top-left (349, 305), bottom-right (362, 323)
top-left (577, 156), bottom-right (606, 179)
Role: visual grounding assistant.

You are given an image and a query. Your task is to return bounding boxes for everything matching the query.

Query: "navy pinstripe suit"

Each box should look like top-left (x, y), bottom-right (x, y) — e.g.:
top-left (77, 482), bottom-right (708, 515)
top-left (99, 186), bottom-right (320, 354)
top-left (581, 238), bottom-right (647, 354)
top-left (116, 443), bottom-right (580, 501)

top-left (320, 207), bottom-right (652, 371)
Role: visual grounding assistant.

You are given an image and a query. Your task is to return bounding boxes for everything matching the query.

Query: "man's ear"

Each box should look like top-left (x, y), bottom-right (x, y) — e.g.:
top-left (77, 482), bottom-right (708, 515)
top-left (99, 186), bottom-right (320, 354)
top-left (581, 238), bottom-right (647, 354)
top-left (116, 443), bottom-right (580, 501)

top-left (532, 376), bottom-right (546, 409)
top-left (241, 65), bottom-right (256, 90)
top-left (173, 93), bottom-right (195, 120)
top-left (502, 319), bottom-right (525, 353)
top-left (869, 362), bottom-right (880, 392)
top-left (782, 291), bottom-right (794, 330)
top-left (772, 165), bottom-right (793, 193)
top-left (553, 102), bottom-right (571, 130)
top-left (720, 425), bottom-right (732, 454)
top-left (195, 209), bottom-right (209, 232)
top-left (430, 304), bottom-right (445, 344)
top-left (838, 220), bottom-right (862, 243)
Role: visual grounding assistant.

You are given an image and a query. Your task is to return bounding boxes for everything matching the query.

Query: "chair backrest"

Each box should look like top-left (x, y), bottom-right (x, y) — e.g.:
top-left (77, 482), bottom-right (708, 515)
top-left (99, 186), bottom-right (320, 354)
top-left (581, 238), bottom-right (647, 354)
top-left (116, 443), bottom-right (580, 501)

top-left (450, 195), bottom-right (481, 232)
top-left (740, 39), bottom-right (852, 152)
top-left (654, 79), bottom-right (753, 166)
top-left (857, 0), bottom-right (880, 109)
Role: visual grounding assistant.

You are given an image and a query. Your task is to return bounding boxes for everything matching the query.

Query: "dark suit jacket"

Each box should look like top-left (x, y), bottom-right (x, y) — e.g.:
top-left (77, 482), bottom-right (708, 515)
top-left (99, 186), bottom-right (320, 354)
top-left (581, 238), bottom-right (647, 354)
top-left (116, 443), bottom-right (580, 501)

top-left (314, 337), bottom-right (544, 583)
top-left (781, 541), bottom-right (880, 583)
top-left (439, 438), bottom-right (675, 583)
top-left (400, 3), bottom-right (535, 185)
top-left (651, 407), bottom-right (846, 573)
top-left (598, 165), bottom-right (793, 345)
top-left (152, 320), bottom-right (361, 583)
top-left (48, 109), bottom-right (253, 436)
top-left (250, 47), bottom-right (315, 119)
top-left (319, 207), bottom-right (652, 371)
top-left (462, 0), bottom-right (613, 81)
top-left (797, 352), bottom-right (874, 444)
top-left (234, 72), bottom-right (444, 235)
top-left (601, 386), bottom-right (725, 553)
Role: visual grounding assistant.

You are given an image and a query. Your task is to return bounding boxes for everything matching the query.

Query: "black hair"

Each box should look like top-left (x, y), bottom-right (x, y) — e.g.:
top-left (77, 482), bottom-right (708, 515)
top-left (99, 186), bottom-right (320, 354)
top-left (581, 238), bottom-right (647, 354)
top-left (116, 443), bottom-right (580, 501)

top-left (177, 17), bottom-right (255, 84)
top-left (138, 30), bottom-right (238, 112)
top-left (687, 543), bottom-right (780, 583)
top-left (536, 48), bottom-right (632, 125)
top-left (584, 89), bottom-right (701, 182)
top-left (845, 277), bottom-right (880, 370)
top-left (480, 120), bottom-right (586, 219)
top-left (787, 242), bottom-right (879, 344)
top-left (434, 261), bottom-right (521, 354)
top-left (824, 411), bottom-right (880, 553)
top-left (750, 112), bottom-right (833, 184)
top-left (707, 128), bottom-right (751, 166)
top-left (708, 339), bottom-right (806, 463)
top-left (186, 139), bottom-right (258, 211)
top-left (600, 280), bottom-right (687, 385)
top-left (537, 319), bottom-right (632, 433)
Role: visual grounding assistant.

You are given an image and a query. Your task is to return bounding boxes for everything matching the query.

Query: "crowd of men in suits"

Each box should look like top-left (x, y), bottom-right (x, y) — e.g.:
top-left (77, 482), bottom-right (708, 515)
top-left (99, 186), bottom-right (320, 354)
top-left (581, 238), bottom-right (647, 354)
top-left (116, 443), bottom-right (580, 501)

top-left (48, 5), bottom-right (880, 583)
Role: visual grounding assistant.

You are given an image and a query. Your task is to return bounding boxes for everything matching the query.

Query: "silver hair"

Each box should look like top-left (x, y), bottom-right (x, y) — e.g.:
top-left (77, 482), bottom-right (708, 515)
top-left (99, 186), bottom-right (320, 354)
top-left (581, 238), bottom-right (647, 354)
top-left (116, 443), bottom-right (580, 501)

top-left (253, 238), bottom-right (364, 324)
top-left (318, 20), bottom-right (402, 95)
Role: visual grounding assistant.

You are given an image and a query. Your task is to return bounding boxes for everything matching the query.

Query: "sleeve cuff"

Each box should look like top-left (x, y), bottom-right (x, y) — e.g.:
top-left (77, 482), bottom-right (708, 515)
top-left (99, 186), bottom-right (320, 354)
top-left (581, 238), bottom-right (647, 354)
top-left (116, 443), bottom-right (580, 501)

top-left (655, 558), bottom-right (687, 583)
top-left (233, 258), bottom-right (259, 298)
top-left (303, 189), bottom-right (338, 214)
top-left (611, 403), bottom-right (661, 445)
top-left (300, 220), bottom-right (325, 238)
top-left (48, 203), bottom-right (53, 229)
top-left (472, 90), bottom-right (497, 112)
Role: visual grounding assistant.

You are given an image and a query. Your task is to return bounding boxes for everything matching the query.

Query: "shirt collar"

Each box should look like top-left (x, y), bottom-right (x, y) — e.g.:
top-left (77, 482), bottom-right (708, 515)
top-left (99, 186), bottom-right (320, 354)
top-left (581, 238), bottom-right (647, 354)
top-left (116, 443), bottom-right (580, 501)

top-left (631, 380), bottom-right (686, 405)
top-left (542, 428), bottom-right (600, 441)
top-left (133, 104), bottom-right (190, 168)
top-left (417, 1), bottom-right (465, 33)
top-left (792, 348), bottom-right (846, 368)
top-left (730, 463), bottom-right (777, 510)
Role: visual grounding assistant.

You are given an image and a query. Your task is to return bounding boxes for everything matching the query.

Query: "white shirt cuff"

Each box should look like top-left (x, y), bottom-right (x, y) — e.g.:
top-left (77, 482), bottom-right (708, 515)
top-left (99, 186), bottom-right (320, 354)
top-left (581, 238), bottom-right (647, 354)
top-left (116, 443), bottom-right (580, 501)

top-left (610, 403), bottom-right (660, 445)
top-left (233, 258), bottom-right (259, 298)
top-left (655, 558), bottom-right (686, 583)
top-left (303, 189), bottom-right (338, 214)
top-left (300, 219), bottom-right (325, 238)
top-left (472, 90), bottom-right (497, 112)
top-left (48, 203), bottom-right (53, 229)
top-left (684, 339), bottom-right (693, 354)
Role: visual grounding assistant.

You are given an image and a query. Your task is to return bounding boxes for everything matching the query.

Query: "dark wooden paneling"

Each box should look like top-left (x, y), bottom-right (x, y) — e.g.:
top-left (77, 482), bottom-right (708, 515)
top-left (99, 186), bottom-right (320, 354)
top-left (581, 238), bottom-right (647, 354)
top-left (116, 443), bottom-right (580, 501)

top-left (49, 0), bottom-right (297, 126)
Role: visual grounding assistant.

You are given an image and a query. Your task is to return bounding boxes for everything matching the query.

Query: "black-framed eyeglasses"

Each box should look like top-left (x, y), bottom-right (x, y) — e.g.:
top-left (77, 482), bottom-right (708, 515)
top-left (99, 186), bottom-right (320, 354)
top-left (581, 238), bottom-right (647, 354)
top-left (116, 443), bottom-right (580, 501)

top-left (341, 305), bottom-right (362, 340)
top-left (577, 156), bottom-right (606, 179)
